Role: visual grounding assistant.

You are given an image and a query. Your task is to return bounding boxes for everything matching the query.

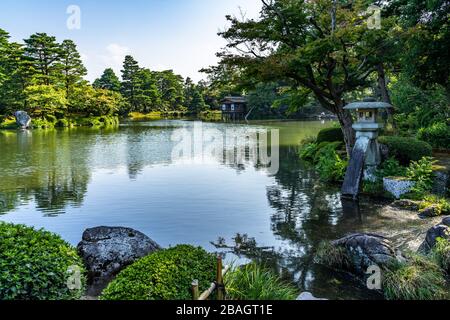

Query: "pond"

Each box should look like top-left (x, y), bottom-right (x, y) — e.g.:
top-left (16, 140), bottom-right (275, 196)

top-left (0, 120), bottom-right (390, 299)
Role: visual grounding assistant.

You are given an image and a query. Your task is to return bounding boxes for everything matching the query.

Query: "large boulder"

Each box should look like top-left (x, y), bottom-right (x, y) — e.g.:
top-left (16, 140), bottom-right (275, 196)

top-left (419, 218), bottom-right (450, 253)
top-left (77, 226), bottom-right (161, 295)
top-left (331, 233), bottom-right (396, 275)
top-left (14, 111), bottom-right (31, 129)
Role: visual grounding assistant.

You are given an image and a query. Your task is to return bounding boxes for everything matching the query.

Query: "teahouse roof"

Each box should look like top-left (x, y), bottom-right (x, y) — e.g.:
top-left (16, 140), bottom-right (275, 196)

top-left (222, 96), bottom-right (246, 104)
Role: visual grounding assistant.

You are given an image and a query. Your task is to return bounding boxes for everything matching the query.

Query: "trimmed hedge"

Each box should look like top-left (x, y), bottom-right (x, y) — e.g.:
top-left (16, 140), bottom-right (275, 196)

top-left (0, 222), bottom-right (86, 300)
top-left (100, 245), bottom-right (216, 300)
top-left (316, 127), bottom-right (344, 144)
top-left (378, 136), bottom-right (432, 165)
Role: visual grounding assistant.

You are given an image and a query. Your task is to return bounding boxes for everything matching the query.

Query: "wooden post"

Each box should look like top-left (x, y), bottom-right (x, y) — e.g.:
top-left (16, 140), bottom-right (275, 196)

top-left (216, 256), bottom-right (224, 300)
top-left (191, 280), bottom-right (199, 300)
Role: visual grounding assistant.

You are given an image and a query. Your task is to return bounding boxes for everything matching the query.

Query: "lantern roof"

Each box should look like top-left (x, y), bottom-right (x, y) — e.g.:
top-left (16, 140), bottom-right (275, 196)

top-left (344, 98), bottom-right (393, 110)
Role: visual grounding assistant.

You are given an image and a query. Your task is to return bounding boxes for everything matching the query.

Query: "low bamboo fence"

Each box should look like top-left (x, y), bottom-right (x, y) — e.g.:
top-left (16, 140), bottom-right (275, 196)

top-left (191, 256), bottom-right (230, 301)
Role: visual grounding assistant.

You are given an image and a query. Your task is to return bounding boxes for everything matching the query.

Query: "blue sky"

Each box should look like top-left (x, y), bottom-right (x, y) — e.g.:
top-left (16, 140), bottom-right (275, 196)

top-left (0, 0), bottom-right (262, 82)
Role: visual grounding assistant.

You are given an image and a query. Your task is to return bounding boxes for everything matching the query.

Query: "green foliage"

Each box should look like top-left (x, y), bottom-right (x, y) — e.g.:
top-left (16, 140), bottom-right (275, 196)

top-left (419, 195), bottom-right (450, 217)
top-left (407, 157), bottom-right (436, 196)
top-left (93, 68), bottom-right (121, 92)
top-left (430, 238), bottom-right (450, 273)
top-left (378, 136), bottom-right (433, 165)
top-left (418, 122), bottom-right (450, 150)
top-left (383, 252), bottom-right (448, 300)
top-left (315, 242), bottom-right (351, 270)
top-left (25, 84), bottom-right (67, 117)
top-left (315, 146), bottom-right (348, 182)
top-left (378, 158), bottom-right (407, 178)
top-left (100, 245), bottom-right (216, 300)
top-left (0, 222), bottom-right (86, 300)
top-left (299, 143), bottom-right (318, 162)
top-left (224, 263), bottom-right (297, 300)
top-left (316, 127), bottom-right (344, 144)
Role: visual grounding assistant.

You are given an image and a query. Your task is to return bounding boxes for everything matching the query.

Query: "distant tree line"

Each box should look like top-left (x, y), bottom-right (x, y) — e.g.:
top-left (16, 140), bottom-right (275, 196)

top-left (0, 29), bottom-right (212, 120)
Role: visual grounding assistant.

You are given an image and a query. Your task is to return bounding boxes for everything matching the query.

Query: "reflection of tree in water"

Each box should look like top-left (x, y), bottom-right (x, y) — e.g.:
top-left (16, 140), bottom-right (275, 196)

top-left (213, 145), bottom-right (379, 299)
top-left (0, 130), bottom-right (92, 216)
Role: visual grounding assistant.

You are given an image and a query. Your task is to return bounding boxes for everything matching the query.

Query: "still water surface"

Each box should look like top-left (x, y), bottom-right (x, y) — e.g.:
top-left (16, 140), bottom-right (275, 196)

top-left (0, 120), bottom-right (384, 299)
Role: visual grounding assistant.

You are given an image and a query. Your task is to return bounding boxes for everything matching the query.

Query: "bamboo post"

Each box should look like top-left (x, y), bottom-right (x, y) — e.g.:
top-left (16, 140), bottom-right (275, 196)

top-left (191, 280), bottom-right (199, 300)
top-left (216, 256), bottom-right (224, 300)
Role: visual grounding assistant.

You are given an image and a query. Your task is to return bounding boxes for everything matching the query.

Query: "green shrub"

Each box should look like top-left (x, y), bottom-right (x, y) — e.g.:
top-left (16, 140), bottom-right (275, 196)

top-left (407, 157), bottom-right (436, 196)
top-left (378, 158), bottom-right (407, 178)
top-left (316, 127), bottom-right (344, 144)
top-left (315, 147), bottom-right (348, 182)
top-left (224, 263), bottom-right (298, 300)
top-left (383, 252), bottom-right (448, 300)
top-left (0, 117), bottom-right (18, 129)
top-left (418, 122), bottom-right (450, 150)
top-left (299, 143), bottom-right (318, 161)
top-left (101, 245), bottom-right (216, 300)
top-left (379, 136), bottom-right (432, 165)
top-left (0, 222), bottom-right (86, 300)
top-left (31, 117), bottom-right (55, 129)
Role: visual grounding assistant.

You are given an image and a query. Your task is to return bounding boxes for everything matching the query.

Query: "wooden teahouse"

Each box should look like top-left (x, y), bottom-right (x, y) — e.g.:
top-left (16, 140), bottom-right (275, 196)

top-left (221, 96), bottom-right (247, 121)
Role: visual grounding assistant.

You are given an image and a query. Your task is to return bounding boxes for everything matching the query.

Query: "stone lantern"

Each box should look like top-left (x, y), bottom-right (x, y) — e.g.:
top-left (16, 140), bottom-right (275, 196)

top-left (341, 98), bottom-right (393, 199)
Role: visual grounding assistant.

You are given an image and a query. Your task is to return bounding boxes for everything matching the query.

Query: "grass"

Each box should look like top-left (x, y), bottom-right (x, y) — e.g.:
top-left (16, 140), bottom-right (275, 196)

top-left (224, 263), bottom-right (298, 300)
top-left (314, 241), bottom-right (351, 270)
top-left (383, 252), bottom-right (448, 300)
top-left (418, 195), bottom-right (450, 217)
top-left (128, 111), bottom-right (163, 120)
top-left (430, 238), bottom-right (450, 273)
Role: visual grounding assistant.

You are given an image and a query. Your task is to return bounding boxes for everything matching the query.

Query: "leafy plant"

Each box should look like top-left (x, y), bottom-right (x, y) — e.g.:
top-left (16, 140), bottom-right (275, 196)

top-left (407, 157), bottom-right (436, 196)
top-left (378, 158), bottom-right (408, 178)
top-left (378, 136), bottom-right (433, 166)
top-left (299, 143), bottom-right (318, 161)
top-left (0, 222), bottom-right (86, 300)
top-left (100, 245), bottom-right (216, 300)
top-left (315, 147), bottom-right (348, 182)
top-left (419, 195), bottom-right (450, 216)
top-left (224, 263), bottom-right (298, 300)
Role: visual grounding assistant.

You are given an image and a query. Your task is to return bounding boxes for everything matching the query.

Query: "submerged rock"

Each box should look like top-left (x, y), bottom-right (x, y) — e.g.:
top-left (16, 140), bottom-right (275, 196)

top-left (331, 233), bottom-right (396, 275)
top-left (391, 199), bottom-right (420, 211)
top-left (14, 111), bottom-right (31, 129)
top-left (296, 292), bottom-right (328, 301)
top-left (419, 218), bottom-right (450, 253)
top-left (77, 226), bottom-right (161, 295)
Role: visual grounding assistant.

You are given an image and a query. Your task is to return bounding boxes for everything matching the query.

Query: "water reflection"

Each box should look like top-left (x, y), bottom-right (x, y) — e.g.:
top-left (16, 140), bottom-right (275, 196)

top-left (1, 120), bottom-right (386, 299)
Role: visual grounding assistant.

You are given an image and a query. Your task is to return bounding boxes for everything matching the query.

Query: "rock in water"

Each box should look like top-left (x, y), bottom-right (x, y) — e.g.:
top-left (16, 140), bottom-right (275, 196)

top-left (332, 233), bottom-right (396, 274)
top-left (77, 226), bottom-right (161, 295)
top-left (296, 292), bottom-right (328, 301)
top-left (14, 111), bottom-right (31, 129)
top-left (419, 218), bottom-right (450, 253)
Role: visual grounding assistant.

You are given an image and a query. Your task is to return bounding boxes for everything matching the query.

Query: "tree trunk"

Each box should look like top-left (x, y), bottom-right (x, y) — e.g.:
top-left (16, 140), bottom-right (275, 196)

top-left (336, 107), bottom-right (355, 157)
top-left (376, 63), bottom-right (391, 104)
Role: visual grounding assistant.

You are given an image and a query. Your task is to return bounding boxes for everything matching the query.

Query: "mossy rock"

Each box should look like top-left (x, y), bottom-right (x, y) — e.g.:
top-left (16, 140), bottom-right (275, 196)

top-left (379, 136), bottom-right (432, 165)
top-left (316, 127), bottom-right (344, 144)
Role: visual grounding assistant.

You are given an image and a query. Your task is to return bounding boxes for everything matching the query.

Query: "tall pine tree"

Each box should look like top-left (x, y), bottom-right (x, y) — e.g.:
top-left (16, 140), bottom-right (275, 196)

top-left (93, 68), bottom-right (121, 92)
top-left (24, 33), bottom-right (62, 86)
top-left (121, 55), bottom-right (143, 111)
top-left (59, 39), bottom-right (87, 98)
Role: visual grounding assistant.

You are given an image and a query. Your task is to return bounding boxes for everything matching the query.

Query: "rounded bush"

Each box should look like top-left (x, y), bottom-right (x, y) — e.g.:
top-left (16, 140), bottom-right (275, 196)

top-left (0, 222), bottom-right (86, 300)
top-left (417, 122), bottom-right (450, 150)
top-left (379, 136), bottom-right (432, 165)
top-left (316, 127), bottom-right (344, 144)
top-left (101, 245), bottom-right (216, 300)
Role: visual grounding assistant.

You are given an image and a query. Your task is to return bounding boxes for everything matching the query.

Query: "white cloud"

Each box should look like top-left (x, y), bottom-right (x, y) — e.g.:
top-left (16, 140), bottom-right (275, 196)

top-left (95, 43), bottom-right (130, 78)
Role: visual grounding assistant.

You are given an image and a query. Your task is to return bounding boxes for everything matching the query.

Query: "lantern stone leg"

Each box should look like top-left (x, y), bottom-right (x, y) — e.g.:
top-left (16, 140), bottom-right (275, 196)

top-left (341, 99), bottom-right (393, 199)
